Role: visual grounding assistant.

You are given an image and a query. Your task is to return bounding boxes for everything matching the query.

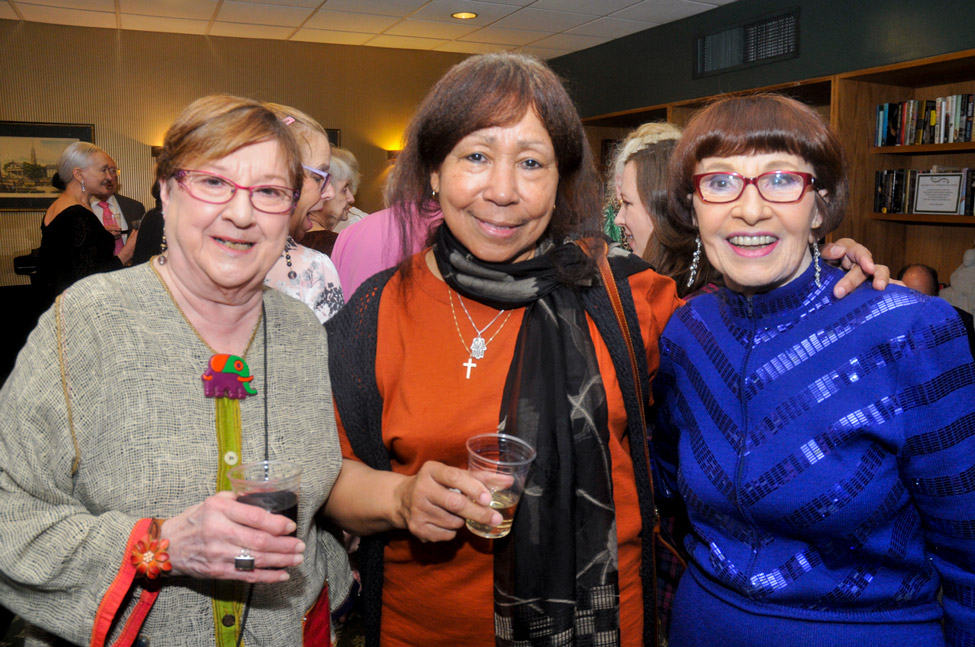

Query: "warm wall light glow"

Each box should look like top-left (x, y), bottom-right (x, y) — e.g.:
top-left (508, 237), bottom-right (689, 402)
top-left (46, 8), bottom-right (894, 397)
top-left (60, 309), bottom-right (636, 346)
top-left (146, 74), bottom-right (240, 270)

top-left (451, 12), bottom-right (477, 20)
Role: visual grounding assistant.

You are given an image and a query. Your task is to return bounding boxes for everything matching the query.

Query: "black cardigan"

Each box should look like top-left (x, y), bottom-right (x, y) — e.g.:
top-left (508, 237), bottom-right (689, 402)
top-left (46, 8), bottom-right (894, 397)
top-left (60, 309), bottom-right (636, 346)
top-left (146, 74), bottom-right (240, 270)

top-left (325, 251), bottom-right (659, 647)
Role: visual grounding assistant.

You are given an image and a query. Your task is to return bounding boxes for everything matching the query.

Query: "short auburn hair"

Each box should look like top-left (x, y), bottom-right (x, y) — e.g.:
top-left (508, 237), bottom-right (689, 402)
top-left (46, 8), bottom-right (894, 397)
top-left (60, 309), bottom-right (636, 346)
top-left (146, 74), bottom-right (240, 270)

top-left (668, 93), bottom-right (848, 239)
top-left (156, 94), bottom-right (304, 194)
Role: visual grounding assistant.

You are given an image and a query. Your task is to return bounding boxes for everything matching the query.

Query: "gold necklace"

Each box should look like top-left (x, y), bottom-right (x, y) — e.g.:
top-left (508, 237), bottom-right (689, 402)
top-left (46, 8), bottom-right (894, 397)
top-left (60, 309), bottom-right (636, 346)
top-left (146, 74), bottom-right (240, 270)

top-left (447, 288), bottom-right (513, 379)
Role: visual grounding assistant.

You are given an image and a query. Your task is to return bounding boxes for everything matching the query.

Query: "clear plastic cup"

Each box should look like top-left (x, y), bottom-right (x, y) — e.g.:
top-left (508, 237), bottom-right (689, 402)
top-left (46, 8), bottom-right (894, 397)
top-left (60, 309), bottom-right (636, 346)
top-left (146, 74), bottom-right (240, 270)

top-left (228, 459), bottom-right (302, 536)
top-left (465, 433), bottom-right (536, 539)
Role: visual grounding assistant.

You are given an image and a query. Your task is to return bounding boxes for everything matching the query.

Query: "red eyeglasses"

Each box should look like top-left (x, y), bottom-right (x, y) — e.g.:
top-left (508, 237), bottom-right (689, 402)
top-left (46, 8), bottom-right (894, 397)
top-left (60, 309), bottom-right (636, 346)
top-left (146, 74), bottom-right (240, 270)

top-left (693, 171), bottom-right (816, 204)
top-left (174, 169), bottom-right (298, 214)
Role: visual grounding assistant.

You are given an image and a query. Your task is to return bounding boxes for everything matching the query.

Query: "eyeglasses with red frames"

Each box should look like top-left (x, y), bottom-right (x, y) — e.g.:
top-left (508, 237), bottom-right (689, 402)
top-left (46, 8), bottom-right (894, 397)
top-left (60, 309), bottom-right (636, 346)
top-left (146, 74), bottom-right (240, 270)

top-left (693, 171), bottom-right (817, 204)
top-left (174, 169), bottom-right (298, 214)
top-left (302, 165), bottom-right (331, 197)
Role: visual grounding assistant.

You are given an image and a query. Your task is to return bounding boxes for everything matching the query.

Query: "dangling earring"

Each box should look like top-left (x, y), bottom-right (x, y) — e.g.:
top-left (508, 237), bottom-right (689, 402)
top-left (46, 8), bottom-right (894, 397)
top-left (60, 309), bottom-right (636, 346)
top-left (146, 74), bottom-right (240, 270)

top-left (80, 179), bottom-right (86, 194)
top-left (286, 249), bottom-right (296, 280)
top-left (157, 233), bottom-right (168, 265)
top-left (686, 236), bottom-right (702, 288)
top-left (812, 242), bottom-right (822, 288)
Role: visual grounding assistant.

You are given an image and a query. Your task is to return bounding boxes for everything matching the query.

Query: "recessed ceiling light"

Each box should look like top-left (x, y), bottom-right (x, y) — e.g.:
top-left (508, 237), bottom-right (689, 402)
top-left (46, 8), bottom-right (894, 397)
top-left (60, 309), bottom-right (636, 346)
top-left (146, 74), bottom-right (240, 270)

top-left (452, 12), bottom-right (477, 20)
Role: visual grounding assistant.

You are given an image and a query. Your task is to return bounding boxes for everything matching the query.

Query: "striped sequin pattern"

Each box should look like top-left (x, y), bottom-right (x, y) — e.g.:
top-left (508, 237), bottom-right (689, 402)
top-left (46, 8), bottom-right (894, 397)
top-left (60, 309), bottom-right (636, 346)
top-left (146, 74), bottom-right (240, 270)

top-left (654, 264), bottom-right (975, 638)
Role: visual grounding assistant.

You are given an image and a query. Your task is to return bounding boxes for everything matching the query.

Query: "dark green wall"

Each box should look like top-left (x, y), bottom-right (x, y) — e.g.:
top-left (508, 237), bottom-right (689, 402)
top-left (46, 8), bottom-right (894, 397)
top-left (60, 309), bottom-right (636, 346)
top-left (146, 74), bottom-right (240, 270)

top-left (551, 0), bottom-right (975, 118)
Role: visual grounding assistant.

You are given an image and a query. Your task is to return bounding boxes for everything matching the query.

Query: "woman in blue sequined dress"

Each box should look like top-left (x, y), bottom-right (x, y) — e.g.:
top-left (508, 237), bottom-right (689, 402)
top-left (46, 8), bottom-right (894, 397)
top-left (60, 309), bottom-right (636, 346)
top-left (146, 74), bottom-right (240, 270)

top-left (653, 94), bottom-right (975, 646)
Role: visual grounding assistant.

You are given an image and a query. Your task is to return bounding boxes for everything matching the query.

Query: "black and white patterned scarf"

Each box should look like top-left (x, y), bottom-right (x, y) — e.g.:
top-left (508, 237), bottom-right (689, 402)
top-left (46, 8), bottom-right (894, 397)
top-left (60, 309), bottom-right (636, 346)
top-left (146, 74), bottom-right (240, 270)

top-left (434, 224), bottom-right (622, 647)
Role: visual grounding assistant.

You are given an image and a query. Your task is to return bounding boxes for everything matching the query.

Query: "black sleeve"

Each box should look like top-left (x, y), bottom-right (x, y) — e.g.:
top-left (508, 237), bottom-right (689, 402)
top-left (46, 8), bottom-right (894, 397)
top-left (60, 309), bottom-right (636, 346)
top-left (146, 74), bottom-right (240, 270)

top-left (131, 209), bottom-right (164, 265)
top-left (43, 209), bottom-right (122, 297)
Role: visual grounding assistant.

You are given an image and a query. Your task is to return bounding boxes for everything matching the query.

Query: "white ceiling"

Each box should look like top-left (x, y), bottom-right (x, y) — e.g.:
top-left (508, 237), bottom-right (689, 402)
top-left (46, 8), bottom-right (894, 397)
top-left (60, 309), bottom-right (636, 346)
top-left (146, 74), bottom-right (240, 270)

top-left (0, 0), bottom-right (737, 59)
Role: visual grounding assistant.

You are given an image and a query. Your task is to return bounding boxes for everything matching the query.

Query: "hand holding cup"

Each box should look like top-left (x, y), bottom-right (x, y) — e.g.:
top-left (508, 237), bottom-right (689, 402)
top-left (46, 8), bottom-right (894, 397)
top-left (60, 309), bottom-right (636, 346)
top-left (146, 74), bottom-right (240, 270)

top-left (228, 459), bottom-right (302, 536)
top-left (465, 434), bottom-right (536, 539)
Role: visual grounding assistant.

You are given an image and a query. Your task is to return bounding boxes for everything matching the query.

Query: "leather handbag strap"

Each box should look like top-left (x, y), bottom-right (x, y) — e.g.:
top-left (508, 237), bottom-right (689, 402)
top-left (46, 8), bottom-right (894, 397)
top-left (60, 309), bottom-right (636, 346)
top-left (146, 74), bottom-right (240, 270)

top-left (579, 241), bottom-right (688, 646)
top-left (595, 252), bottom-right (649, 435)
top-left (585, 243), bottom-right (661, 646)
top-left (594, 246), bottom-right (688, 567)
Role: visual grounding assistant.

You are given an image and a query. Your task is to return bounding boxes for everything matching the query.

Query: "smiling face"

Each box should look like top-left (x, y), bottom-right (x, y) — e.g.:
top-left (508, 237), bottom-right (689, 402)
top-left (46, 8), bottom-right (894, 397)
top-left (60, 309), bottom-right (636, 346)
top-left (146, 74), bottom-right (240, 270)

top-left (160, 139), bottom-right (292, 300)
top-left (693, 152), bottom-right (823, 296)
top-left (615, 160), bottom-right (654, 255)
top-left (289, 131), bottom-right (332, 240)
top-left (430, 109), bottom-right (558, 264)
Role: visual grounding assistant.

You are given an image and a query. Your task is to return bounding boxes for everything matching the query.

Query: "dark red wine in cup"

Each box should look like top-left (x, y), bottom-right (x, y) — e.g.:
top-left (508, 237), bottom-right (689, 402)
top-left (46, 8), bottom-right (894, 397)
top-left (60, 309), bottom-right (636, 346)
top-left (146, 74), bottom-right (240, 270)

top-left (237, 490), bottom-right (299, 537)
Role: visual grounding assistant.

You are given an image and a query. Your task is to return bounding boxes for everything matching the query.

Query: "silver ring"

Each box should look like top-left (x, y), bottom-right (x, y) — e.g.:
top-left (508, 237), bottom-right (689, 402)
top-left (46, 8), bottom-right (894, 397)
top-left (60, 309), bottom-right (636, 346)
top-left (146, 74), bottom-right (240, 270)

top-left (234, 549), bottom-right (255, 572)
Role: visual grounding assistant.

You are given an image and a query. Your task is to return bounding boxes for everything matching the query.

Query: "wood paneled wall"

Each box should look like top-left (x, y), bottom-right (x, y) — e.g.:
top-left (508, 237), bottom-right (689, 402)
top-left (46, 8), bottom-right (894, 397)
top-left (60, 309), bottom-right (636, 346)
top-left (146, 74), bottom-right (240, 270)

top-left (0, 19), bottom-right (467, 285)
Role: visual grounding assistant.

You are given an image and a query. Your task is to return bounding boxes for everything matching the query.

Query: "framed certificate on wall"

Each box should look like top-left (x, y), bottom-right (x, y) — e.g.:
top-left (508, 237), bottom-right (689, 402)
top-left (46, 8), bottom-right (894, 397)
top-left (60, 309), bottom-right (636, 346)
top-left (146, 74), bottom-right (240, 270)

top-left (914, 172), bottom-right (964, 214)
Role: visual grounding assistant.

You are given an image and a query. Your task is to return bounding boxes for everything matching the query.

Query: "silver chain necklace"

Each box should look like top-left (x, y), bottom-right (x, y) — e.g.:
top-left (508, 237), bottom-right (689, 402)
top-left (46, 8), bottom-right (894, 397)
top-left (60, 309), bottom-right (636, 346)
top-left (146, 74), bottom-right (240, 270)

top-left (447, 288), bottom-right (513, 379)
top-left (458, 295), bottom-right (504, 359)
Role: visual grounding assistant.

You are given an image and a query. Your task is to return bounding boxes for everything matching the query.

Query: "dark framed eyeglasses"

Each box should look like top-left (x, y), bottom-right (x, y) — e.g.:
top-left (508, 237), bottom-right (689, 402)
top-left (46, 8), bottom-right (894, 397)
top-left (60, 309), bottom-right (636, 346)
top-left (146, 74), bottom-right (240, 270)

top-left (302, 165), bottom-right (331, 197)
top-left (174, 169), bottom-right (298, 214)
top-left (693, 171), bottom-right (817, 204)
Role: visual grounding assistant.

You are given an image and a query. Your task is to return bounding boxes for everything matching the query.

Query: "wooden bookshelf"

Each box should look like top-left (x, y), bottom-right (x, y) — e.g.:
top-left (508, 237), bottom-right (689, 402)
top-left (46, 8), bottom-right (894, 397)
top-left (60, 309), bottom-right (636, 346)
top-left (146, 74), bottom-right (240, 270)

top-left (581, 48), bottom-right (975, 282)
top-left (871, 213), bottom-right (975, 225)
top-left (835, 49), bottom-right (975, 278)
top-left (872, 142), bottom-right (975, 155)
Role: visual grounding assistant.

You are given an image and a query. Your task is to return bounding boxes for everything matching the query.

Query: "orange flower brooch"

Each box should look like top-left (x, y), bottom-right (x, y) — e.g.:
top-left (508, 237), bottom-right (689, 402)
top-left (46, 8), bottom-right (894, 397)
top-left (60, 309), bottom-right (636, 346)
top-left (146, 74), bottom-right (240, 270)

top-left (131, 536), bottom-right (172, 580)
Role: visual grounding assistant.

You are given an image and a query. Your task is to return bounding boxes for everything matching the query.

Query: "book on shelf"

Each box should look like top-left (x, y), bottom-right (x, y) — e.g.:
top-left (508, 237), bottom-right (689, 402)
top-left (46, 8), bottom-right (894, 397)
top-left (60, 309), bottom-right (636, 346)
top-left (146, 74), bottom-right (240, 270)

top-left (874, 170), bottom-right (883, 212)
top-left (941, 97), bottom-right (950, 144)
top-left (892, 169), bottom-right (904, 213)
top-left (968, 169), bottom-right (975, 216)
top-left (886, 102), bottom-right (900, 146)
top-left (906, 169), bottom-right (919, 214)
top-left (966, 94), bottom-right (974, 142)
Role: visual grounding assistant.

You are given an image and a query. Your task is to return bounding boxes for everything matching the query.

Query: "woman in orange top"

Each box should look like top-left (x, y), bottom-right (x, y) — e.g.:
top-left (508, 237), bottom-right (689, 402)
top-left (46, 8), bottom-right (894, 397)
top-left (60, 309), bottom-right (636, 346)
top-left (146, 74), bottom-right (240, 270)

top-left (323, 53), bottom-right (887, 647)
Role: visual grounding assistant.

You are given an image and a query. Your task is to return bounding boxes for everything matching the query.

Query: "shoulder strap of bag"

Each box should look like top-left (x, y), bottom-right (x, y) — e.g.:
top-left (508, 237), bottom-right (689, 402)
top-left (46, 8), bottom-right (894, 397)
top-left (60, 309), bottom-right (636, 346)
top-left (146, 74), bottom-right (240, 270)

top-left (594, 252), bottom-right (649, 436)
top-left (595, 249), bottom-right (687, 556)
top-left (588, 242), bottom-right (691, 647)
top-left (576, 241), bottom-right (659, 646)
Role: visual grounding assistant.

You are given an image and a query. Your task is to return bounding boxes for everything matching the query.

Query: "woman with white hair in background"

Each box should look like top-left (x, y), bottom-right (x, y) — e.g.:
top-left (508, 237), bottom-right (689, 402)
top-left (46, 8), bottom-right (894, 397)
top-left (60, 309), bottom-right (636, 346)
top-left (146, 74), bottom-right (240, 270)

top-left (303, 147), bottom-right (360, 256)
top-left (36, 142), bottom-right (138, 306)
top-left (301, 146), bottom-right (362, 256)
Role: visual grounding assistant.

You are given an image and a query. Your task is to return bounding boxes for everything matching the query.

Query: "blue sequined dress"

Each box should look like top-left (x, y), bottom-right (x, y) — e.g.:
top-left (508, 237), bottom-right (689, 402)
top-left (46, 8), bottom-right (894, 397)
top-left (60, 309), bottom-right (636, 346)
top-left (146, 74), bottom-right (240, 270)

top-left (654, 262), bottom-right (975, 646)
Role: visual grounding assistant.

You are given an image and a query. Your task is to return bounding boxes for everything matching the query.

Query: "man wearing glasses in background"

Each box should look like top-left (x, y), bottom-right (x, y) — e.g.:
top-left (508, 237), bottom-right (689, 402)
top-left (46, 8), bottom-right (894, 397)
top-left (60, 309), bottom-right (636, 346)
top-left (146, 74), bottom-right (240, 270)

top-left (88, 152), bottom-right (146, 260)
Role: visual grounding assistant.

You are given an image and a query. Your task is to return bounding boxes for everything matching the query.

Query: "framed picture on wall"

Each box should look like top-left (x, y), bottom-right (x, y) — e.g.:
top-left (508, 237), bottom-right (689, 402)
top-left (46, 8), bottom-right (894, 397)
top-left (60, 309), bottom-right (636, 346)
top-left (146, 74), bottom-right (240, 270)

top-left (0, 121), bottom-right (95, 210)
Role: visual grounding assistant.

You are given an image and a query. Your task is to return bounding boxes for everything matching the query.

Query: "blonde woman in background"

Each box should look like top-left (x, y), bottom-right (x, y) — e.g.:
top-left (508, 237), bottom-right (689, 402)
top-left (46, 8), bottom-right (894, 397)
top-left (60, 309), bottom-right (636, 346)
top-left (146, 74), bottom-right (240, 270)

top-left (263, 103), bottom-right (345, 323)
top-left (607, 122), bottom-right (719, 296)
top-left (610, 123), bottom-right (680, 255)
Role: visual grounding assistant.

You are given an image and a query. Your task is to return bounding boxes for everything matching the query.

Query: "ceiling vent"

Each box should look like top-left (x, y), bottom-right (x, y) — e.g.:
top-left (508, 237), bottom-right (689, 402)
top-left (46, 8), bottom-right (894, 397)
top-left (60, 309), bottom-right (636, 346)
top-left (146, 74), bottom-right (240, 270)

top-left (695, 9), bottom-right (799, 77)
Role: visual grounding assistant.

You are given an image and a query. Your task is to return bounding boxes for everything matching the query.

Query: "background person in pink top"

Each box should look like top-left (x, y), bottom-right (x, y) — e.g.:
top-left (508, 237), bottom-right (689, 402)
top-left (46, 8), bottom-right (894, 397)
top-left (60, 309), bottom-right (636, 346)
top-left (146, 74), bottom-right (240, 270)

top-left (331, 203), bottom-right (441, 300)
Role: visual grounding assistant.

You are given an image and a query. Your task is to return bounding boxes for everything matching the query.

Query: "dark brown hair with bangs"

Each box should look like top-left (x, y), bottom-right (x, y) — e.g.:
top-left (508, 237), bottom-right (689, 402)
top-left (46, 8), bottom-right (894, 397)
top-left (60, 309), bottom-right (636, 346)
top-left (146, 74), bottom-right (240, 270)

top-left (385, 52), bottom-right (601, 272)
top-left (668, 93), bottom-right (848, 239)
